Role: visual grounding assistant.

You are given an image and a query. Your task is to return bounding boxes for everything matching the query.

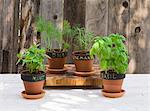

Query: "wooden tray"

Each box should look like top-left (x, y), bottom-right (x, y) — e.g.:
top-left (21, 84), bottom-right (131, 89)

top-left (45, 64), bottom-right (102, 88)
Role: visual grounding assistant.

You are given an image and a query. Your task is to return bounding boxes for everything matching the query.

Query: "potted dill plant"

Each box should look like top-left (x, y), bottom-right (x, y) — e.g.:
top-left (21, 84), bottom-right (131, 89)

top-left (16, 44), bottom-right (47, 98)
top-left (90, 34), bottom-right (128, 98)
top-left (72, 26), bottom-right (95, 72)
top-left (36, 17), bottom-right (72, 69)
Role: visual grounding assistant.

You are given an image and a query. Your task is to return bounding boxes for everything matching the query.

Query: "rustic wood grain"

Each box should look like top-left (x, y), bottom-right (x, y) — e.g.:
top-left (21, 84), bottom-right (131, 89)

top-left (128, 0), bottom-right (150, 73)
top-left (64, 0), bottom-right (86, 27)
top-left (20, 0), bottom-right (40, 52)
top-left (40, 0), bottom-right (64, 49)
top-left (0, 0), bottom-right (19, 73)
top-left (0, 0), bottom-right (3, 50)
top-left (108, 0), bottom-right (130, 35)
top-left (86, 0), bottom-right (108, 36)
top-left (45, 64), bottom-right (102, 88)
top-left (0, 0), bottom-right (4, 72)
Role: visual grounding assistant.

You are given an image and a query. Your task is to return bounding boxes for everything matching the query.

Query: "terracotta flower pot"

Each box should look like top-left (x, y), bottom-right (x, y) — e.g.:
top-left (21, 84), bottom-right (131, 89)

top-left (72, 51), bottom-right (93, 72)
top-left (102, 72), bottom-right (125, 93)
top-left (103, 79), bottom-right (124, 93)
top-left (21, 71), bottom-right (46, 95)
top-left (47, 49), bottom-right (68, 69)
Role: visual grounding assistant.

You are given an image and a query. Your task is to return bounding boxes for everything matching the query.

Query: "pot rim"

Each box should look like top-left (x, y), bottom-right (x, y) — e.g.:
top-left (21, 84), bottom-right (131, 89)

top-left (46, 49), bottom-right (68, 58)
top-left (72, 50), bottom-right (93, 60)
top-left (21, 70), bottom-right (45, 75)
top-left (101, 72), bottom-right (126, 80)
top-left (21, 71), bottom-right (46, 82)
top-left (72, 50), bottom-right (89, 56)
top-left (47, 49), bottom-right (68, 53)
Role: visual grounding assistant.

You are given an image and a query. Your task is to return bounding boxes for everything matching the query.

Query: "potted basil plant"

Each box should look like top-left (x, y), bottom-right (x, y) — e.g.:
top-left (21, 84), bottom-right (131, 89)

top-left (16, 44), bottom-right (47, 96)
top-left (90, 34), bottom-right (128, 98)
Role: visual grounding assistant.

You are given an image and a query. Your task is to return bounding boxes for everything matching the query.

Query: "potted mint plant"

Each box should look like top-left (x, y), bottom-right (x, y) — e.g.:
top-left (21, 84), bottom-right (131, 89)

top-left (90, 34), bottom-right (128, 98)
top-left (36, 17), bottom-right (72, 69)
top-left (17, 44), bottom-right (47, 98)
top-left (72, 26), bottom-right (95, 72)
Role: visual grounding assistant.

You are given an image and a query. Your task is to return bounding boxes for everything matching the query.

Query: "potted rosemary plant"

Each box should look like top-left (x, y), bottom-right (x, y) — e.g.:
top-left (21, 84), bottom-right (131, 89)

top-left (36, 17), bottom-right (72, 69)
top-left (16, 44), bottom-right (47, 97)
top-left (90, 34), bottom-right (128, 98)
top-left (72, 26), bottom-right (95, 72)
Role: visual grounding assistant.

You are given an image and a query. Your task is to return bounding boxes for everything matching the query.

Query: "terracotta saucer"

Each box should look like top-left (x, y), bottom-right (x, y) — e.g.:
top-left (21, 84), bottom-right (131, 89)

top-left (102, 89), bottom-right (125, 98)
top-left (21, 90), bottom-right (45, 99)
top-left (74, 70), bottom-right (96, 77)
top-left (46, 67), bottom-right (67, 74)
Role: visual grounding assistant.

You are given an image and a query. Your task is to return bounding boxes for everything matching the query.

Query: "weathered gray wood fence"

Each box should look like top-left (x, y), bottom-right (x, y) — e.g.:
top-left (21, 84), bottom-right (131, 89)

top-left (0, 0), bottom-right (150, 74)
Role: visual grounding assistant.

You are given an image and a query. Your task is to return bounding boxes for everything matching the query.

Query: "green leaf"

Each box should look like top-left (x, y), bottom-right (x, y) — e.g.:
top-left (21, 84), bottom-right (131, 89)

top-left (100, 60), bottom-right (108, 70)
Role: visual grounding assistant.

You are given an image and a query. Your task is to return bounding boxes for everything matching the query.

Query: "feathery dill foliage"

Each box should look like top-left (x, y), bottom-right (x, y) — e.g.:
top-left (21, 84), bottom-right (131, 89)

top-left (36, 17), bottom-right (72, 50)
top-left (72, 26), bottom-right (95, 51)
top-left (90, 34), bottom-right (128, 74)
top-left (16, 44), bottom-right (46, 74)
top-left (62, 20), bottom-right (73, 49)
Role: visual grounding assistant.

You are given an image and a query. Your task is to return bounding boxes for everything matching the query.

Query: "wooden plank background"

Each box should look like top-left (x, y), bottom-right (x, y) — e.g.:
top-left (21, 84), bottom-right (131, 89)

top-left (0, 0), bottom-right (150, 73)
top-left (0, 0), bottom-right (19, 73)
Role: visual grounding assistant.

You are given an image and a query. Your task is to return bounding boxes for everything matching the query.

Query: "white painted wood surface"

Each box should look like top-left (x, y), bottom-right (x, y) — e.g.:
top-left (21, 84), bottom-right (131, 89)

top-left (0, 74), bottom-right (149, 111)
